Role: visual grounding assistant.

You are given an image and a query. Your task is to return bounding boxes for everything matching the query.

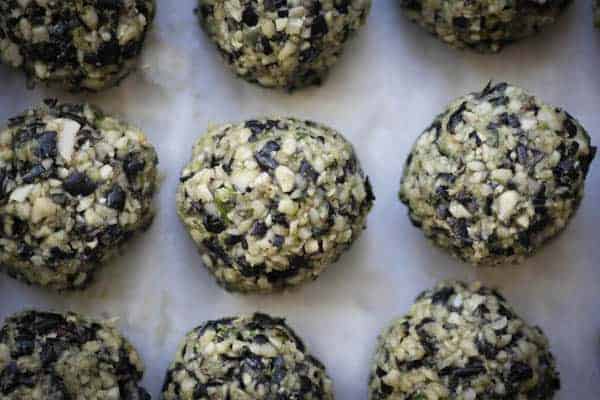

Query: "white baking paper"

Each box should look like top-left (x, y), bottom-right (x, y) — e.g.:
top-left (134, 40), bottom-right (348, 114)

top-left (1, 0), bottom-right (599, 398)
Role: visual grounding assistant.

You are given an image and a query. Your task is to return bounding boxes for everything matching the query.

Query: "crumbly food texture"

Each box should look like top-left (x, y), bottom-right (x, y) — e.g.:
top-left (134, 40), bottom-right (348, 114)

top-left (369, 281), bottom-right (560, 400)
top-left (0, 0), bottom-right (155, 91)
top-left (0, 310), bottom-right (150, 399)
top-left (400, 0), bottom-right (571, 52)
top-left (197, 0), bottom-right (371, 89)
top-left (0, 99), bottom-right (159, 290)
top-left (177, 118), bottom-right (374, 293)
top-left (162, 313), bottom-right (334, 400)
top-left (399, 82), bottom-right (595, 265)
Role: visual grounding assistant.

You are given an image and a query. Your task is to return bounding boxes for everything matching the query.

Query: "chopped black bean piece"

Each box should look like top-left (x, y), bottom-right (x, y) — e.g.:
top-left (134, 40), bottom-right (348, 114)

top-left (255, 140), bottom-right (280, 170)
top-left (299, 159), bottom-right (319, 181)
top-left (242, 6), bottom-right (259, 26)
top-left (22, 165), bottom-right (46, 184)
top-left (36, 131), bottom-right (58, 158)
top-left (123, 153), bottom-right (146, 180)
top-left (202, 214), bottom-right (226, 234)
top-left (63, 172), bottom-right (97, 196)
top-left (509, 361), bottom-right (534, 383)
top-left (311, 15), bottom-right (329, 37)
top-left (106, 185), bottom-right (126, 211)
top-left (447, 102), bottom-right (466, 134)
top-left (431, 286), bottom-right (455, 304)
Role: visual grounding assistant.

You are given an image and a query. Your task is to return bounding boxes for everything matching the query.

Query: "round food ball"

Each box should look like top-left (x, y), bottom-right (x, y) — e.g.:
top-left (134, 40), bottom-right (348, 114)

top-left (400, 0), bottom-right (570, 52)
top-left (0, 310), bottom-right (150, 399)
top-left (0, 100), bottom-right (159, 290)
top-left (177, 118), bottom-right (374, 293)
top-left (197, 0), bottom-right (371, 89)
top-left (162, 312), bottom-right (334, 399)
top-left (0, 0), bottom-right (155, 91)
top-left (369, 281), bottom-right (561, 399)
top-left (399, 82), bottom-right (595, 265)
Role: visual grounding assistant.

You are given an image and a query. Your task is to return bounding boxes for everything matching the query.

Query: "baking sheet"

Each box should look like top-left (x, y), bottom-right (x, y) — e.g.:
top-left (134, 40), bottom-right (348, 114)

top-left (1, 0), bottom-right (600, 398)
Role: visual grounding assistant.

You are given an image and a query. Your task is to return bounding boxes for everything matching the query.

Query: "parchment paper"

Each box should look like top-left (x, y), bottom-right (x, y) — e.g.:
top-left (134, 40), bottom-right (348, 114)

top-left (1, 0), bottom-right (600, 398)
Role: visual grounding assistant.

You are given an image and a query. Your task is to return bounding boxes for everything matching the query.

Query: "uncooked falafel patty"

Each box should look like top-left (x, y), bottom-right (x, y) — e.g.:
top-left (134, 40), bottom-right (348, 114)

top-left (197, 0), bottom-right (371, 88)
top-left (399, 82), bottom-right (595, 265)
top-left (0, 310), bottom-right (150, 399)
top-left (0, 0), bottom-right (156, 91)
top-left (162, 312), bottom-right (334, 399)
top-left (369, 281), bottom-right (560, 399)
top-left (177, 118), bottom-right (374, 293)
top-left (0, 100), bottom-right (159, 290)
top-left (400, 0), bottom-right (570, 52)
